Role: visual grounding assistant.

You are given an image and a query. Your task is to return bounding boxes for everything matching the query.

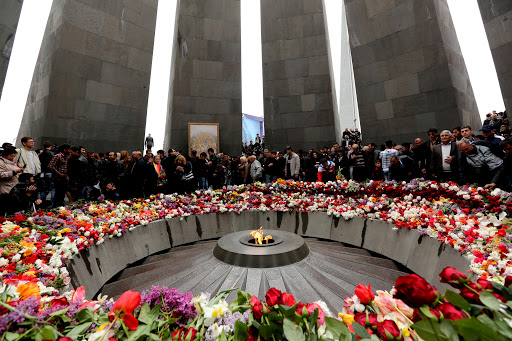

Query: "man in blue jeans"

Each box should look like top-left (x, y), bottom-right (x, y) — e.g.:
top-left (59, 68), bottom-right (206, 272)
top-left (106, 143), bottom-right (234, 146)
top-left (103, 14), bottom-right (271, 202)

top-left (379, 140), bottom-right (399, 181)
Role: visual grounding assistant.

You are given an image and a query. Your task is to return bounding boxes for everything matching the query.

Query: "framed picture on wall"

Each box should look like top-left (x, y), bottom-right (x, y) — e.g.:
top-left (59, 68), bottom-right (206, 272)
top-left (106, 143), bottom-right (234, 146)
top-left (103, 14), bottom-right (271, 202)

top-left (188, 123), bottom-right (220, 156)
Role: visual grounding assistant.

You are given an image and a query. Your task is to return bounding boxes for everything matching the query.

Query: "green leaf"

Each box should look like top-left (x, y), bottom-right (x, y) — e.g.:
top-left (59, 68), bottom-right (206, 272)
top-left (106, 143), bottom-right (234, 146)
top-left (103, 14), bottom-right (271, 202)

top-left (235, 290), bottom-right (252, 306)
top-left (219, 332), bottom-right (228, 341)
top-left (444, 290), bottom-right (471, 312)
top-left (324, 317), bottom-right (351, 341)
top-left (234, 320), bottom-right (249, 341)
top-left (351, 322), bottom-right (370, 339)
top-left (309, 308), bottom-right (319, 333)
top-left (454, 318), bottom-right (500, 341)
top-left (5, 332), bottom-right (20, 341)
top-left (75, 307), bottom-right (94, 323)
top-left (49, 306), bottom-right (69, 317)
top-left (259, 324), bottom-right (274, 339)
top-left (148, 333), bottom-right (161, 341)
top-left (65, 322), bottom-right (93, 339)
top-left (35, 326), bottom-right (58, 341)
top-left (439, 319), bottom-right (460, 341)
top-left (477, 314), bottom-right (497, 329)
top-left (470, 304), bottom-right (485, 316)
top-left (126, 324), bottom-right (151, 341)
top-left (283, 318), bottom-right (305, 341)
top-left (412, 320), bottom-right (449, 341)
top-left (420, 306), bottom-right (439, 321)
top-left (495, 320), bottom-right (512, 339)
top-left (479, 291), bottom-right (501, 311)
top-left (269, 311), bottom-right (284, 322)
top-left (206, 288), bottom-right (237, 307)
top-left (138, 302), bottom-right (161, 325)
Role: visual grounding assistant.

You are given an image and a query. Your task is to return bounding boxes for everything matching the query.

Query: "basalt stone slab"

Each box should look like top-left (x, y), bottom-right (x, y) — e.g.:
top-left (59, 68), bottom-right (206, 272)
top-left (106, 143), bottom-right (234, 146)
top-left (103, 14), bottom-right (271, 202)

top-left (330, 216), bottom-right (366, 247)
top-left (362, 219), bottom-right (389, 254)
top-left (346, 0), bottom-right (480, 145)
top-left (18, 0), bottom-right (158, 152)
top-left (261, 0), bottom-right (336, 151)
top-left (167, 0), bottom-right (241, 155)
top-left (68, 211), bottom-right (472, 300)
top-left (477, 0), bottom-right (512, 113)
top-left (0, 0), bottom-right (23, 97)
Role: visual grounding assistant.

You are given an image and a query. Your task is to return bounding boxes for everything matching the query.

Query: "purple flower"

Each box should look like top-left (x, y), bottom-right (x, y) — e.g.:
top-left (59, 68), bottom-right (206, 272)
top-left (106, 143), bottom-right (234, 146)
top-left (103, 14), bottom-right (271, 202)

top-left (141, 286), bottom-right (197, 327)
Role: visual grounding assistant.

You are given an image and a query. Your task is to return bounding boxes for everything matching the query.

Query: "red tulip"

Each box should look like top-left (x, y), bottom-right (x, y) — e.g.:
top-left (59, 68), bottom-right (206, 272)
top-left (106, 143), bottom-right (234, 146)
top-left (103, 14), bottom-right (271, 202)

top-left (279, 292), bottom-right (296, 306)
top-left (265, 288), bottom-right (281, 306)
top-left (109, 290), bottom-right (141, 330)
top-left (439, 267), bottom-right (467, 289)
top-left (354, 284), bottom-right (375, 304)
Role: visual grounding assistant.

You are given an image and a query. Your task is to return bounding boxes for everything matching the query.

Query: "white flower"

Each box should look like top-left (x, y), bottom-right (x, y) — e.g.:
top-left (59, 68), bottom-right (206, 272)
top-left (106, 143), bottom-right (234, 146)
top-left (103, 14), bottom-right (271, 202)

top-left (203, 300), bottom-right (230, 326)
top-left (88, 324), bottom-right (115, 341)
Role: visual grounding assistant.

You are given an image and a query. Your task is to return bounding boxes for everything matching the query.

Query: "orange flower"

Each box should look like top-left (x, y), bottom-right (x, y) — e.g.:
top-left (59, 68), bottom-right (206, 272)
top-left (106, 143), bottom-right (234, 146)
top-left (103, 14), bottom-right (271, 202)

top-left (109, 290), bottom-right (141, 330)
top-left (17, 283), bottom-right (41, 300)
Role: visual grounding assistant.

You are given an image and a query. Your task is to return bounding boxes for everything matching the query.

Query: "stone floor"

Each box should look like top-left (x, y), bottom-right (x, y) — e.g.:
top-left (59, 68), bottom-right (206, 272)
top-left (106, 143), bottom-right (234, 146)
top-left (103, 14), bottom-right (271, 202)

top-left (100, 237), bottom-right (410, 313)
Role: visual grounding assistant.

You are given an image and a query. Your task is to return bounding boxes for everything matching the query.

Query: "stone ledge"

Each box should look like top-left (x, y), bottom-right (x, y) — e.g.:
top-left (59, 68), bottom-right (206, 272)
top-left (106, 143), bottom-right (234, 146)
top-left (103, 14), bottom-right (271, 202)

top-left (68, 211), bottom-right (471, 299)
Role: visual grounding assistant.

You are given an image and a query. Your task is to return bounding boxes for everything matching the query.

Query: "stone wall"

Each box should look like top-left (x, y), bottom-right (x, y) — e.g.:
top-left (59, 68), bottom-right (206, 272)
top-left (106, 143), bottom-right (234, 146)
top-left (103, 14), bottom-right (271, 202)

top-left (260, 0), bottom-right (336, 151)
top-left (477, 0), bottom-right (512, 114)
top-left (0, 0), bottom-right (23, 97)
top-left (17, 0), bottom-right (158, 152)
top-left (68, 211), bottom-right (471, 299)
top-left (345, 0), bottom-right (481, 145)
top-left (167, 0), bottom-right (242, 156)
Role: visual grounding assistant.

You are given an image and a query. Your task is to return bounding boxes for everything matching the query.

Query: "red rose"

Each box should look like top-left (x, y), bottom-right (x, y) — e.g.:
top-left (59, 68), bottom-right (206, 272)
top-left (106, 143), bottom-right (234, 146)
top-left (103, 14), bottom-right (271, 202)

top-left (460, 287), bottom-right (480, 304)
top-left (250, 295), bottom-right (260, 306)
top-left (377, 320), bottom-right (401, 341)
top-left (172, 328), bottom-right (183, 341)
top-left (51, 297), bottom-right (69, 308)
top-left (355, 283), bottom-right (375, 304)
top-left (265, 288), bottom-right (281, 306)
top-left (252, 302), bottom-right (264, 320)
top-left (354, 312), bottom-right (379, 329)
top-left (505, 276), bottom-right (512, 288)
top-left (183, 327), bottom-right (198, 341)
top-left (279, 292), bottom-right (296, 306)
top-left (394, 274), bottom-right (437, 307)
top-left (476, 279), bottom-right (493, 291)
top-left (439, 267), bottom-right (468, 289)
top-left (412, 307), bottom-right (441, 322)
top-left (437, 303), bottom-right (468, 321)
top-left (306, 303), bottom-right (325, 325)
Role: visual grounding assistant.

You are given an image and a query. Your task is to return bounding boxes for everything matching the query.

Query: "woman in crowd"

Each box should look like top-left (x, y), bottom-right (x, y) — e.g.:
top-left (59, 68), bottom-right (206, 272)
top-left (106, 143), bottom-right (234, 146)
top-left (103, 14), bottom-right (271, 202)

top-left (0, 147), bottom-right (24, 215)
top-left (145, 154), bottom-right (165, 195)
top-left (237, 156), bottom-right (250, 184)
top-left (174, 155), bottom-right (196, 194)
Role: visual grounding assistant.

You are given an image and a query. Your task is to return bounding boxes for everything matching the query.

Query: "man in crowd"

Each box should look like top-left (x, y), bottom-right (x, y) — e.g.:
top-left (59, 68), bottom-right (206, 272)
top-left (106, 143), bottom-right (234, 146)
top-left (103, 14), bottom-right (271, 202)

top-left (501, 139), bottom-right (512, 191)
top-left (48, 144), bottom-right (70, 207)
top-left (317, 158), bottom-right (336, 183)
top-left (380, 140), bottom-right (399, 181)
top-left (39, 141), bottom-right (55, 205)
top-left (15, 136), bottom-right (41, 176)
top-left (145, 134), bottom-right (154, 151)
top-left (68, 146), bottom-right (88, 202)
top-left (284, 146), bottom-right (300, 180)
top-left (248, 155), bottom-right (262, 183)
top-left (350, 144), bottom-right (367, 182)
top-left (430, 130), bottom-right (461, 183)
top-left (458, 139), bottom-right (504, 189)
top-left (460, 126), bottom-right (474, 141)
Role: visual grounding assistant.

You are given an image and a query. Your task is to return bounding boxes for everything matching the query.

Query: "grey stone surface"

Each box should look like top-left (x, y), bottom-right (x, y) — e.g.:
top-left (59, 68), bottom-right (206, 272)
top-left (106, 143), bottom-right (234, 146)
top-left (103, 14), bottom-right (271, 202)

top-left (167, 0), bottom-right (242, 156)
top-left (68, 211), bottom-right (471, 300)
top-left (346, 0), bottom-right (481, 145)
top-left (17, 0), bottom-right (158, 152)
top-left (477, 0), bottom-right (512, 113)
top-left (261, 0), bottom-right (336, 151)
top-left (0, 0), bottom-right (23, 97)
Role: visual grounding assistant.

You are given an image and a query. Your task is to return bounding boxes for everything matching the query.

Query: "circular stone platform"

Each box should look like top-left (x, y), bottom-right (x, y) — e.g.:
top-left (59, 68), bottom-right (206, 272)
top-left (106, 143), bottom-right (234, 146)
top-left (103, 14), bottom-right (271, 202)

top-left (213, 230), bottom-right (309, 268)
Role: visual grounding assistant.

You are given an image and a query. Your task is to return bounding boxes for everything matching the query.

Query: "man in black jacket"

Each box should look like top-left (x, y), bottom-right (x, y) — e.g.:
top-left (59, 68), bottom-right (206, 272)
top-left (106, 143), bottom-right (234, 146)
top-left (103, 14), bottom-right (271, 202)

top-left (38, 141), bottom-right (55, 204)
top-left (68, 146), bottom-right (88, 201)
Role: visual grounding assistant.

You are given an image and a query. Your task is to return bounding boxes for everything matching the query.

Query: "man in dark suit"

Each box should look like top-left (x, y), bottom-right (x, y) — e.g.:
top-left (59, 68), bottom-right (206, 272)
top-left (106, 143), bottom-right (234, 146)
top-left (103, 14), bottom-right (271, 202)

top-left (430, 130), bottom-right (462, 183)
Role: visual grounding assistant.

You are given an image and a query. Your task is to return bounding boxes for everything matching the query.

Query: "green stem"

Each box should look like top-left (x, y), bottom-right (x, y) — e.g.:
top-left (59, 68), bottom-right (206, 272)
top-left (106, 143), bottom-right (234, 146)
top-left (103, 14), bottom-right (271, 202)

top-left (14, 328), bottom-right (34, 341)
top-left (0, 301), bottom-right (41, 321)
top-left (393, 303), bottom-right (414, 325)
top-left (98, 317), bottom-right (118, 341)
top-left (428, 318), bottom-right (442, 341)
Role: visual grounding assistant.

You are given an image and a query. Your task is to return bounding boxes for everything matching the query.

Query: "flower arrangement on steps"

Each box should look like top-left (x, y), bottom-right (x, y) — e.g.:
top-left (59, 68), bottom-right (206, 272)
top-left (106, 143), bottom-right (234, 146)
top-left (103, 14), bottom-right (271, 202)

top-left (2, 267), bottom-right (512, 340)
top-left (1, 179), bottom-right (512, 339)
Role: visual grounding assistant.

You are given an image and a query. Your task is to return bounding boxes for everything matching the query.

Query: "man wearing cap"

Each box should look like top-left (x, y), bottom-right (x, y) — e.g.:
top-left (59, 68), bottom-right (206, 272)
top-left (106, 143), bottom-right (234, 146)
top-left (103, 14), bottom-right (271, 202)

top-left (481, 124), bottom-right (504, 146)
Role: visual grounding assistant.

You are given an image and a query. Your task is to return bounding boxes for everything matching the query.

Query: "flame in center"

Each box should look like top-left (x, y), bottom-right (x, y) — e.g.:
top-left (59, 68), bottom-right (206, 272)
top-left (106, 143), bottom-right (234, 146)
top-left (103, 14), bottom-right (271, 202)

top-left (250, 227), bottom-right (273, 244)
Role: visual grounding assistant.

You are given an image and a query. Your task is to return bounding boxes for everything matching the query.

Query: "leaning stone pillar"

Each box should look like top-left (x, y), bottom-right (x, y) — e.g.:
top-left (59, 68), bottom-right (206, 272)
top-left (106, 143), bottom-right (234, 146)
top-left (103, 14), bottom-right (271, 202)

top-left (345, 0), bottom-right (481, 144)
top-left (477, 0), bottom-right (512, 114)
top-left (0, 0), bottom-right (24, 97)
top-left (260, 0), bottom-right (337, 151)
top-left (167, 0), bottom-right (242, 156)
top-left (17, 0), bottom-right (158, 152)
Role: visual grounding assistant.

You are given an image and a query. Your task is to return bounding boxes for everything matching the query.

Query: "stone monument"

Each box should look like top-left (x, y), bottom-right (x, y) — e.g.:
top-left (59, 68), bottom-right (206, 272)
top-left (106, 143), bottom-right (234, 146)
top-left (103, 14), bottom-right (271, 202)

top-left (0, 0), bottom-right (23, 98)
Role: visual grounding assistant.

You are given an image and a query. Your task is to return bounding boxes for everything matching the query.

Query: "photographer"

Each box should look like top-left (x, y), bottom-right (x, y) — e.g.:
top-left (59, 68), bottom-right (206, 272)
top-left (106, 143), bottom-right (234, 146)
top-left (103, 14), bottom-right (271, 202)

top-left (7, 173), bottom-right (43, 214)
top-left (0, 147), bottom-right (24, 215)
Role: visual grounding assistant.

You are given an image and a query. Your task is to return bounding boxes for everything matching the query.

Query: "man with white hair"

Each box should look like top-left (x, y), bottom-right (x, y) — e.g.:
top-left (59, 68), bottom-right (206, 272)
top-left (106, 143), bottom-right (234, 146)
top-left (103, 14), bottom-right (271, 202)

top-left (430, 130), bottom-right (461, 183)
top-left (248, 155), bottom-right (262, 182)
top-left (458, 139), bottom-right (504, 189)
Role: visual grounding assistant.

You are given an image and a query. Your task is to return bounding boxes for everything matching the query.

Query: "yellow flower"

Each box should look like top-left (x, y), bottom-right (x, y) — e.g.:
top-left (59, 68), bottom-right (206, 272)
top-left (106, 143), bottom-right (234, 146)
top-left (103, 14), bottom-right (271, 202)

top-left (403, 328), bottom-right (411, 337)
top-left (338, 313), bottom-right (354, 325)
top-left (17, 283), bottom-right (40, 300)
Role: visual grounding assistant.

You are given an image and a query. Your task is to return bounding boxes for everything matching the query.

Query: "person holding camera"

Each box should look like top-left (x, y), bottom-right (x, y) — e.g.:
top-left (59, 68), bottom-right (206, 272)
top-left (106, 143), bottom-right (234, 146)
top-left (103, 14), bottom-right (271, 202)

top-left (7, 173), bottom-right (43, 214)
top-left (15, 136), bottom-right (41, 176)
top-left (0, 147), bottom-right (24, 215)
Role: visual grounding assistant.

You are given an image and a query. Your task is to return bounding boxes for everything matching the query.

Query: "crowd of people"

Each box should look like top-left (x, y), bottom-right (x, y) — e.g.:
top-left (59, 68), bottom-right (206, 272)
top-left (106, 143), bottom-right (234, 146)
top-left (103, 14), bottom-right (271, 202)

top-left (0, 110), bottom-right (510, 215)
